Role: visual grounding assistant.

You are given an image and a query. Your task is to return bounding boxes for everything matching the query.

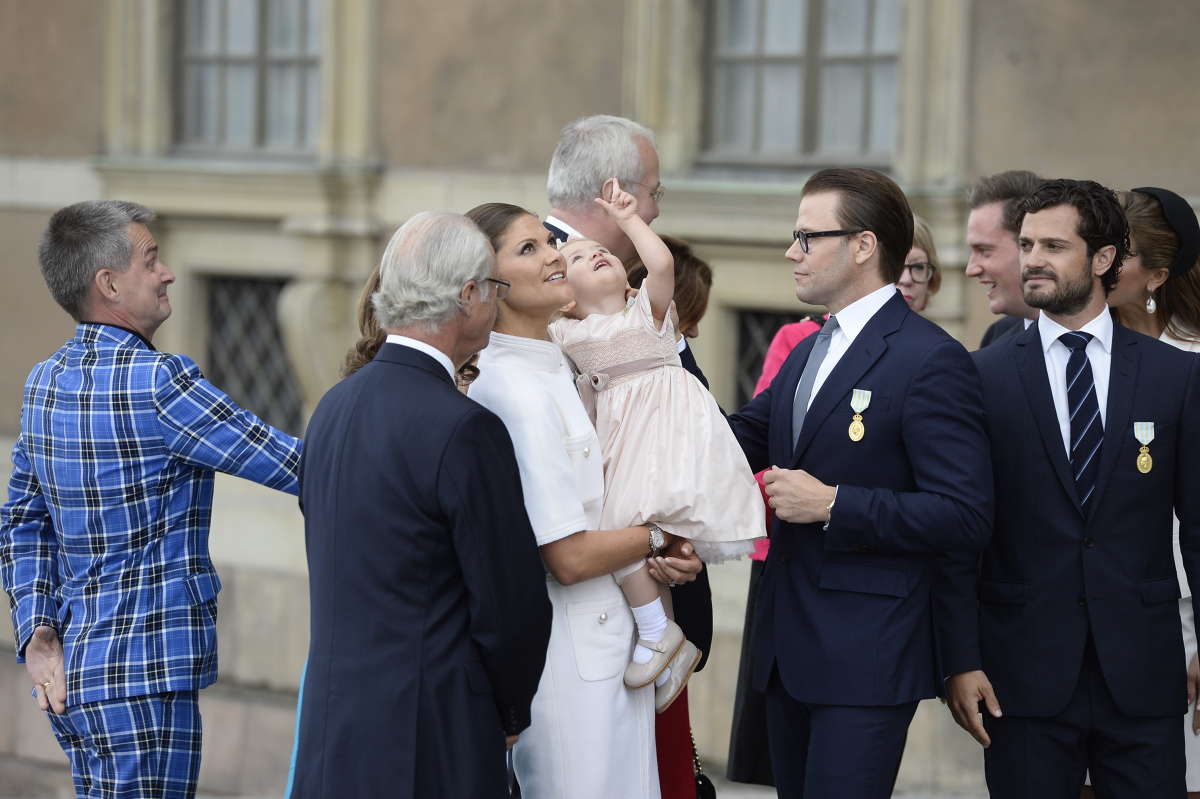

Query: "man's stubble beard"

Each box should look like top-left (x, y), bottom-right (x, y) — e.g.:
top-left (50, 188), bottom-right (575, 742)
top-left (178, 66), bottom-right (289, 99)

top-left (1022, 261), bottom-right (1097, 318)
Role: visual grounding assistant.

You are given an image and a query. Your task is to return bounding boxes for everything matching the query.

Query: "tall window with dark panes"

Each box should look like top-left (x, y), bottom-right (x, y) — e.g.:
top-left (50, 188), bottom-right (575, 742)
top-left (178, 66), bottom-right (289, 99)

top-left (177, 0), bottom-right (321, 156)
top-left (206, 277), bottom-right (305, 436)
top-left (704, 0), bottom-right (901, 167)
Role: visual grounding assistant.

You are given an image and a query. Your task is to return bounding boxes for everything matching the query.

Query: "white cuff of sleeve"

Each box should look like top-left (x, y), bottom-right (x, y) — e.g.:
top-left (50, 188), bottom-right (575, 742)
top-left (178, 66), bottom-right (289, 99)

top-left (822, 485), bottom-right (839, 532)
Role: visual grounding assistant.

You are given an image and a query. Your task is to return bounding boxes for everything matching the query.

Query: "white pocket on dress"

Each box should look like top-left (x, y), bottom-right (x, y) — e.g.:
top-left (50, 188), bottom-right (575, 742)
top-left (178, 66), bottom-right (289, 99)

top-left (563, 430), bottom-right (603, 509)
top-left (565, 597), bottom-right (634, 681)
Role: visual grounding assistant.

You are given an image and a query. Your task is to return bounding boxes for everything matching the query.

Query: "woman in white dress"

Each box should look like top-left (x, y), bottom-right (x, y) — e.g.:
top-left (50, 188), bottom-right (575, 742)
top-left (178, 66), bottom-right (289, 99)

top-left (1104, 186), bottom-right (1200, 799)
top-left (464, 203), bottom-right (703, 799)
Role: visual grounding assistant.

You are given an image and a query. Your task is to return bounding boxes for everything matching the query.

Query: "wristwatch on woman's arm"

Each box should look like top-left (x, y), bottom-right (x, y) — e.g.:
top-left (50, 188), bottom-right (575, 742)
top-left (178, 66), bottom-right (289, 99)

top-left (646, 522), bottom-right (668, 558)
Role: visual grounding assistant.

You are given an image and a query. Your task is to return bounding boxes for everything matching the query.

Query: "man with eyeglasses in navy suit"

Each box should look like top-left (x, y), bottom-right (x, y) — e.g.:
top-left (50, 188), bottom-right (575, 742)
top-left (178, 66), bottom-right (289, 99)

top-left (727, 168), bottom-right (993, 798)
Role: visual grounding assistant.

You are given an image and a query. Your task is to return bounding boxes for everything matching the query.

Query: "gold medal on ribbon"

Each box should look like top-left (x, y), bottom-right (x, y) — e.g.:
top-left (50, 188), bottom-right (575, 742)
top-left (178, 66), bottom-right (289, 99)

top-left (1134, 422), bottom-right (1155, 474)
top-left (848, 389), bottom-right (871, 442)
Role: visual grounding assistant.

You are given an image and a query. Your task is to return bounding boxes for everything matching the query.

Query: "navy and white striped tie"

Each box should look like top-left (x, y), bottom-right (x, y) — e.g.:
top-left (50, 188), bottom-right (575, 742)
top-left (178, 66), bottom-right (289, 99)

top-left (1060, 331), bottom-right (1103, 508)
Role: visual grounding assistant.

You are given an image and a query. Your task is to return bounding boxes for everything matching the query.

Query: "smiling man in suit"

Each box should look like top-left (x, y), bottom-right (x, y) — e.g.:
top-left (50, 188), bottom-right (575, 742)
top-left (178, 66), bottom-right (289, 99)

top-left (937, 179), bottom-right (1200, 797)
top-left (728, 168), bottom-right (994, 798)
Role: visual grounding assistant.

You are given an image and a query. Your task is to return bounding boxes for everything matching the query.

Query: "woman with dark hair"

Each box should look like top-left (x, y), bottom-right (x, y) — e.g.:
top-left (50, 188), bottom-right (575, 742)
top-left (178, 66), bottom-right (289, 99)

top-left (464, 202), bottom-right (702, 799)
top-left (627, 235), bottom-right (712, 340)
top-left (1101, 187), bottom-right (1200, 799)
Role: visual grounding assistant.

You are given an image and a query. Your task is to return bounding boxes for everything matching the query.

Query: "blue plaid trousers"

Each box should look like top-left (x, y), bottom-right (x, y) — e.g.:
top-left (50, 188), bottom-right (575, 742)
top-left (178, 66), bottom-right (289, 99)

top-left (47, 690), bottom-right (202, 799)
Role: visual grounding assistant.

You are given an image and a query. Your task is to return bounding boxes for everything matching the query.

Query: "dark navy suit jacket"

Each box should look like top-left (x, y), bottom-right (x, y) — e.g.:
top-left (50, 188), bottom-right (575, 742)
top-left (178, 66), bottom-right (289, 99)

top-left (730, 292), bottom-right (993, 706)
top-left (290, 344), bottom-right (551, 798)
top-left (979, 314), bottom-right (1025, 348)
top-left (675, 341), bottom-right (714, 670)
top-left (936, 322), bottom-right (1200, 718)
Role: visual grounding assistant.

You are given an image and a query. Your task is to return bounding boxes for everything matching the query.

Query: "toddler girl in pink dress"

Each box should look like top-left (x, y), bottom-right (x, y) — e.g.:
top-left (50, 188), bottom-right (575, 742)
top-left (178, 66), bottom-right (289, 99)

top-left (549, 182), bottom-right (764, 705)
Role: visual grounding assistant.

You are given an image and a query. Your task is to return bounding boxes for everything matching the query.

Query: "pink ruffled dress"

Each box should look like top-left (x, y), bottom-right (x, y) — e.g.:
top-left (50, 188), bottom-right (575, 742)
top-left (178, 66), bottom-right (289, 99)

top-left (549, 284), bottom-right (763, 563)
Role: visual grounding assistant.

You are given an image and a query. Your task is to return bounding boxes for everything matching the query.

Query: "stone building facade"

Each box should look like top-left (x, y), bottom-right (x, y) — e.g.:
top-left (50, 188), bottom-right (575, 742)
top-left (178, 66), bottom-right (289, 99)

top-left (1, 1), bottom-right (1199, 794)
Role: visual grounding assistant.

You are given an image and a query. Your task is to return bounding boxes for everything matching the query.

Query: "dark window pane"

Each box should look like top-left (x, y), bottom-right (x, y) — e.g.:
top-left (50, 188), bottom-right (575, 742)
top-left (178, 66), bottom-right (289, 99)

top-left (207, 276), bottom-right (304, 436)
top-left (735, 310), bottom-right (813, 407)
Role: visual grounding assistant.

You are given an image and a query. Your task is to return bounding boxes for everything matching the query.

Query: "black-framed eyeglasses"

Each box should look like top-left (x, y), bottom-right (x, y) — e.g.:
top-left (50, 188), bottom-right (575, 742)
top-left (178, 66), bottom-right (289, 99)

top-left (901, 262), bottom-right (936, 284)
top-left (630, 180), bottom-right (666, 203)
top-left (483, 277), bottom-right (511, 300)
top-left (792, 229), bottom-right (862, 254)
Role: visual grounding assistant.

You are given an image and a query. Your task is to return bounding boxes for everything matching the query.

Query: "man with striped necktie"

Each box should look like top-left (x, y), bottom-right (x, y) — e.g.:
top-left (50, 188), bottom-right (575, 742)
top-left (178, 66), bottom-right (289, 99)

top-left (936, 179), bottom-right (1200, 797)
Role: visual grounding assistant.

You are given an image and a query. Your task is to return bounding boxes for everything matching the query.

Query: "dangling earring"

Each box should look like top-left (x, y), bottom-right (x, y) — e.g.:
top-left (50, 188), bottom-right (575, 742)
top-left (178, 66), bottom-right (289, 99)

top-left (1146, 294), bottom-right (1158, 314)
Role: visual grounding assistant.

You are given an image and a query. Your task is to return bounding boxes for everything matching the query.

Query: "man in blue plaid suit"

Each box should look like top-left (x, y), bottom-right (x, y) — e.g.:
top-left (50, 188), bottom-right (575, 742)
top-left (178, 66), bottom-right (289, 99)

top-left (0, 200), bottom-right (302, 798)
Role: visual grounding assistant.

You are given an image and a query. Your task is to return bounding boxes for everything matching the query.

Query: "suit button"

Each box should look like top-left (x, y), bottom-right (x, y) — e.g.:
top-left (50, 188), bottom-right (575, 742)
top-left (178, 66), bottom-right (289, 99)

top-left (583, 447), bottom-right (591, 458)
top-left (1082, 537), bottom-right (1095, 548)
top-left (598, 613), bottom-right (607, 624)
top-left (1078, 597), bottom-right (1087, 607)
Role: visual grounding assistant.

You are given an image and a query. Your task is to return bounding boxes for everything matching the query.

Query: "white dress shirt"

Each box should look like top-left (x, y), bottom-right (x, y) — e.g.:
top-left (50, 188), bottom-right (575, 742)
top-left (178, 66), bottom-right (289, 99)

top-left (544, 215), bottom-right (584, 246)
top-left (799, 283), bottom-right (899, 410)
top-left (384, 334), bottom-right (455, 381)
top-left (1035, 308), bottom-right (1113, 457)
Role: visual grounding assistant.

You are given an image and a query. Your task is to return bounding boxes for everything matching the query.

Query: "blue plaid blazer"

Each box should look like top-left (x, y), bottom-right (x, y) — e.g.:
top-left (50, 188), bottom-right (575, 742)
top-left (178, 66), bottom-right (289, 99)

top-left (0, 324), bottom-right (301, 706)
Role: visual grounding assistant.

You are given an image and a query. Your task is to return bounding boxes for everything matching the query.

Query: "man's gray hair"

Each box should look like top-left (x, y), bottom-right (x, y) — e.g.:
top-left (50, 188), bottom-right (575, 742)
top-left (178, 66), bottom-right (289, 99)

top-left (38, 200), bottom-right (156, 321)
top-left (372, 212), bottom-right (494, 332)
top-left (546, 115), bottom-right (656, 210)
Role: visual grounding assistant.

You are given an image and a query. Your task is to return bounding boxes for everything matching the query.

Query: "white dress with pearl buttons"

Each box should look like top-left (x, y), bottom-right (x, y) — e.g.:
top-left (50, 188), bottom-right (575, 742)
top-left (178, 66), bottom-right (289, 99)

top-left (470, 332), bottom-right (660, 799)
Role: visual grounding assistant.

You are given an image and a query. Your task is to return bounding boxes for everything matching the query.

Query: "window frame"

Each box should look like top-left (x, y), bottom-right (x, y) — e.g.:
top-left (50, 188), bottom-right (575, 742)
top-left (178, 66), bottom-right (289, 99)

top-left (173, 0), bottom-right (321, 159)
top-left (700, 0), bottom-right (900, 170)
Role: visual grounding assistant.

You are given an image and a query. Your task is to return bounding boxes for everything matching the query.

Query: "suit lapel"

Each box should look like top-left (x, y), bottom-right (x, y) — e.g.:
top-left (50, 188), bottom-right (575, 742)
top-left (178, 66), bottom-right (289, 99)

top-left (1088, 326), bottom-right (1140, 520)
top-left (791, 293), bottom-right (905, 464)
top-left (1015, 322), bottom-right (1082, 513)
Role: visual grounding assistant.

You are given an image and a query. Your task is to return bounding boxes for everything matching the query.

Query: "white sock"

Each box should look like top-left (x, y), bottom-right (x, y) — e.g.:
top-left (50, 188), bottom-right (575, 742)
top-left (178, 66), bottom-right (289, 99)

top-left (655, 666), bottom-right (672, 687)
top-left (630, 598), bottom-right (669, 665)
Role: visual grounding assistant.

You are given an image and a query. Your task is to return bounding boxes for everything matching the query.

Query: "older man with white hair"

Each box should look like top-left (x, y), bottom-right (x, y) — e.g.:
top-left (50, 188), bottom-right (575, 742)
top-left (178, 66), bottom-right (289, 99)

top-left (544, 114), bottom-right (662, 264)
top-left (288, 212), bottom-right (552, 798)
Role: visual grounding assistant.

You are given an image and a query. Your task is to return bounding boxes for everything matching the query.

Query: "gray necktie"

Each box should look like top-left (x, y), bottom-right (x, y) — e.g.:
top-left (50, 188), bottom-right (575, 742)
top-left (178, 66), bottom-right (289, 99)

top-left (792, 317), bottom-right (839, 449)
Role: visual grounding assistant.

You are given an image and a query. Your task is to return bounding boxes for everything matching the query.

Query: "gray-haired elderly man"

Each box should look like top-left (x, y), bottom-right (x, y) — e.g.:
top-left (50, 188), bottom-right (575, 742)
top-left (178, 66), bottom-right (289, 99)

top-left (288, 212), bottom-right (551, 798)
top-left (544, 114), bottom-right (663, 264)
top-left (0, 200), bottom-right (302, 798)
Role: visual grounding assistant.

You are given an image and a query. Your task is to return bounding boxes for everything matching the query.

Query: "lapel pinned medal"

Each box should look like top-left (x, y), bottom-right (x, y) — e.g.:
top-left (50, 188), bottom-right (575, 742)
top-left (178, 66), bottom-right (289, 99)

top-left (1134, 421), bottom-right (1155, 474)
top-left (848, 388), bottom-right (871, 442)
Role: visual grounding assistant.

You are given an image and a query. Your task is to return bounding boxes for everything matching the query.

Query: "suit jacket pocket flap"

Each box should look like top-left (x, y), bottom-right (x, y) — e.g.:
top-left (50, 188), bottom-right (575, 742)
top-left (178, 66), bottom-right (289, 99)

top-left (978, 580), bottom-right (1029, 605)
top-left (1141, 577), bottom-right (1181, 605)
top-left (818, 564), bottom-right (910, 598)
top-left (185, 572), bottom-right (222, 606)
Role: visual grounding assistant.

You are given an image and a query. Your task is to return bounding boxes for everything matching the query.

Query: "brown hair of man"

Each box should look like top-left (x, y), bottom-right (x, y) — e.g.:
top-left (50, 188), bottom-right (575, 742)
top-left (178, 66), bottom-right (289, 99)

top-left (1015, 178), bottom-right (1130, 294)
top-left (802, 168), bottom-right (914, 284)
top-left (967, 170), bottom-right (1044, 236)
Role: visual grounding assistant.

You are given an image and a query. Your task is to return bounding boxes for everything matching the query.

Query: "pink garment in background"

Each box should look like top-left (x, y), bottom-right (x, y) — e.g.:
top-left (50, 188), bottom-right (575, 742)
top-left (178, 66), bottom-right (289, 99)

top-left (751, 318), bottom-right (824, 561)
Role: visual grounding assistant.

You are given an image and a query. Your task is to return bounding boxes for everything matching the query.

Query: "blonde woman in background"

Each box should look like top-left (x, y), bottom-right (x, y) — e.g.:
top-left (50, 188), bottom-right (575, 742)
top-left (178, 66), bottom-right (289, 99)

top-left (897, 215), bottom-right (942, 313)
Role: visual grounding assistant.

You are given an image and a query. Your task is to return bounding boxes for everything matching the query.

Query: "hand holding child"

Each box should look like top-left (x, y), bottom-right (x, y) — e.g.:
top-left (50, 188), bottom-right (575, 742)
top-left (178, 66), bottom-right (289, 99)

top-left (594, 179), bottom-right (640, 225)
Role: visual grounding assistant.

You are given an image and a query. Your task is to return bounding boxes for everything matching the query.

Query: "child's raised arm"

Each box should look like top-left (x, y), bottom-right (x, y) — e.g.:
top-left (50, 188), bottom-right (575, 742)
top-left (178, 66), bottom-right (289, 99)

top-left (595, 179), bottom-right (675, 324)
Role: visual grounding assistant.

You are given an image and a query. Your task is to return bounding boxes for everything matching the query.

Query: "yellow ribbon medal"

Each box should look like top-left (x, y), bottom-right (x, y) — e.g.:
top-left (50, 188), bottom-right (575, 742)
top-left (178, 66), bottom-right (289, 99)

top-left (1134, 421), bottom-right (1154, 474)
top-left (848, 388), bottom-right (871, 442)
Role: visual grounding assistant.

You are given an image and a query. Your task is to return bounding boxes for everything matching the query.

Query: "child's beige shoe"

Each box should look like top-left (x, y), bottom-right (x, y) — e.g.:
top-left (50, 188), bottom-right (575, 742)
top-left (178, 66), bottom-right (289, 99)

top-left (654, 639), bottom-right (702, 714)
top-left (623, 620), bottom-right (685, 688)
